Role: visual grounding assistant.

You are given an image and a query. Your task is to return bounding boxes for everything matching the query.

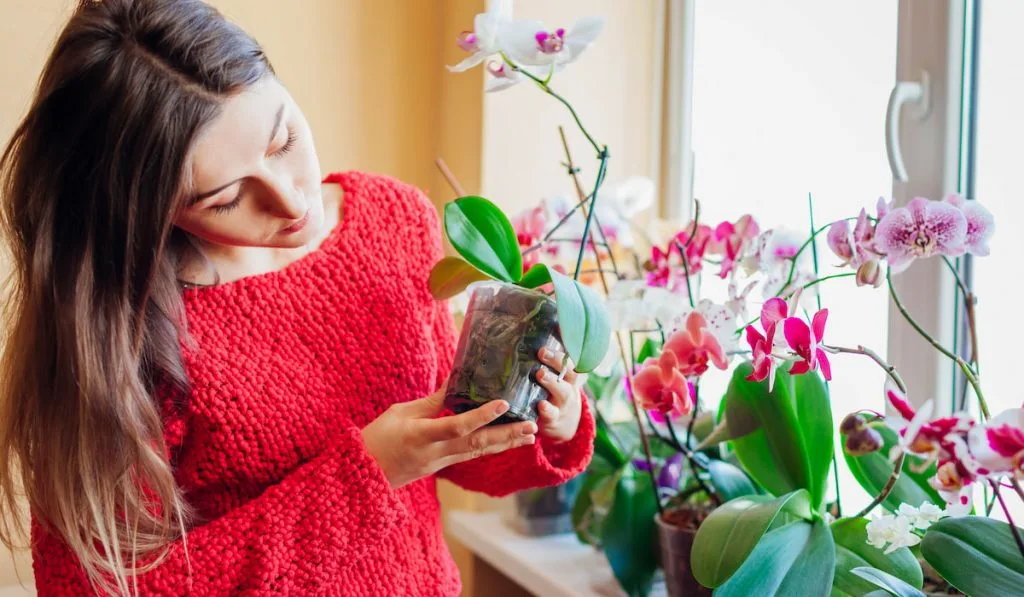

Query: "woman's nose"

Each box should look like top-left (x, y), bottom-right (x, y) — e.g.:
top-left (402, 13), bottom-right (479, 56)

top-left (260, 174), bottom-right (306, 220)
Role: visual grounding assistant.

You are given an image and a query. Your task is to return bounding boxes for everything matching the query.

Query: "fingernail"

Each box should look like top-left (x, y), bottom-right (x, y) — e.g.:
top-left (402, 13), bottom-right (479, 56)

top-left (539, 348), bottom-right (549, 359)
top-left (521, 422), bottom-right (537, 435)
top-left (495, 401), bottom-right (510, 414)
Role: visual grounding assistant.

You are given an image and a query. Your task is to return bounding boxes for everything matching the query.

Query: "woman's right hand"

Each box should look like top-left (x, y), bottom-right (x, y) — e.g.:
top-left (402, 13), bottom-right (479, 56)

top-left (360, 391), bottom-right (537, 489)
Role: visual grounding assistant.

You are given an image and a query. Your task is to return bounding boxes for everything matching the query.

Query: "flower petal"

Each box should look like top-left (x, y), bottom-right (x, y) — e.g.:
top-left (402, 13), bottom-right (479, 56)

top-left (761, 297), bottom-right (788, 329)
top-left (827, 220), bottom-right (854, 262)
top-left (565, 16), bottom-right (606, 62)
top-left (811, 309), bottom-right (829, 342)
top-left (816, 349), bottom-right (832, 380)
top-left (783, 317), bottom-right (811, 352)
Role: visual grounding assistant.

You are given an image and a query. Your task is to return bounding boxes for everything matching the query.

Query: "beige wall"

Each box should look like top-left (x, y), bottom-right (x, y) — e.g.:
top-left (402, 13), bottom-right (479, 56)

top-left (0, 1), bottom-right (659, 595)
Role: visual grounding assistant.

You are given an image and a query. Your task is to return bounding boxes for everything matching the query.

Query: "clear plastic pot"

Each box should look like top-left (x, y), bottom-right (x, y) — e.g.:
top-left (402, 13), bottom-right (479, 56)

top-left (444, 281), bottom-right (564, 424)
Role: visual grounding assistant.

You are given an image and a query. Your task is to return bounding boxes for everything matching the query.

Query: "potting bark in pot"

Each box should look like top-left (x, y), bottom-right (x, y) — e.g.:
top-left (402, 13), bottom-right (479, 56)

top-left (445, 282), bottom-right (565, 424)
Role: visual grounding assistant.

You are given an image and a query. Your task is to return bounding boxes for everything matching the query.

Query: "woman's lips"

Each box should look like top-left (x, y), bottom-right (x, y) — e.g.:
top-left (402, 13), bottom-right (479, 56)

top-left (280, 211), bottom-right (309, 235)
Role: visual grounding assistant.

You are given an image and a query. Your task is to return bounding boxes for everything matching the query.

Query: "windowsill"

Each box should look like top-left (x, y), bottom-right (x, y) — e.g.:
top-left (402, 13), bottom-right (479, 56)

top-left (446, 510), bottom-right (666, 597)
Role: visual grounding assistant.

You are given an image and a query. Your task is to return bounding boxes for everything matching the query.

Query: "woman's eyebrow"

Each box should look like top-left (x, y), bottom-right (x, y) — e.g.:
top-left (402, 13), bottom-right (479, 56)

top-left (189, 103), bottom-right (286, 205)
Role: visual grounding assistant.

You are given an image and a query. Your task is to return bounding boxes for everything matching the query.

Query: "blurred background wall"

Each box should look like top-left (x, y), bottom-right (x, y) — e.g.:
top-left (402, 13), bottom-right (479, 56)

top-left (0, 1), bottom-right (662, 594)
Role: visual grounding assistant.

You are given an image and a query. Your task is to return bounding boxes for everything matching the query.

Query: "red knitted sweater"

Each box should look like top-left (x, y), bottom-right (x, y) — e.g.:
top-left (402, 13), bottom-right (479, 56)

top-left (30, 171), bottom-right (594, 596)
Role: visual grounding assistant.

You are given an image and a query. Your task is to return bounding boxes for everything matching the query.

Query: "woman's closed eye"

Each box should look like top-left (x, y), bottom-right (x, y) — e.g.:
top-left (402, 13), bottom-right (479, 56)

top-left (272, 129), bottom-right (297, 157)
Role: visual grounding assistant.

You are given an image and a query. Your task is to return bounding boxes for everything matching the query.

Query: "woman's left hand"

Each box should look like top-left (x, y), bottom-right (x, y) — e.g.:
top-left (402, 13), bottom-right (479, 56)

top-left (534, 347), bottom-right (586, 443)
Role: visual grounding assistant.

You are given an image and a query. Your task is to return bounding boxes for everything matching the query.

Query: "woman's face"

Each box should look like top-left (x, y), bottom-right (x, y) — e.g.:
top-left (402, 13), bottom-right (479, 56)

top-left (175, 76), bottom-right (324, 249)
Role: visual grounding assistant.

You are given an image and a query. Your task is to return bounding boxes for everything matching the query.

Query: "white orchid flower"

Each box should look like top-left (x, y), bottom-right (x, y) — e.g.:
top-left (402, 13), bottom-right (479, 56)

top-left (500, 16), bottom-right (605, 68)
top-left (447, 0), bottom-right (513, 73)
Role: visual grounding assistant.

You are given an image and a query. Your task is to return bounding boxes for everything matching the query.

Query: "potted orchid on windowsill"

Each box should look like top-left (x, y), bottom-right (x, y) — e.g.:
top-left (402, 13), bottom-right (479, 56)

top-left (443, 3), bottom-right (1022, 597)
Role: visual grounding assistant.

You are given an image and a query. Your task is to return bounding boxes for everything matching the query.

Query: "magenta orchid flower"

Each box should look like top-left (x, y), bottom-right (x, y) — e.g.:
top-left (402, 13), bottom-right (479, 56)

top-left (744, 296), bottom-right (792, 390)
top-left (874, 197), bottom-right (968, 273)
top-left (783, 309), bottom-right (832, 380)
top-left (967, 407), bottom-right (1024, 479)
top-left (646, 223), bottom-right (711, 292)
top-left (883, 384), bottom-right (977, 514)
top-left (632, 350), bottom-right (693, 415)
top-left (827, 208), bottom-right (884, 287)
top-left (664, 311), bottom-right (729, 378)
top-left (708, 215), bottom-right (760, 279)
top-left (945, 194), bottom-right (995, 257)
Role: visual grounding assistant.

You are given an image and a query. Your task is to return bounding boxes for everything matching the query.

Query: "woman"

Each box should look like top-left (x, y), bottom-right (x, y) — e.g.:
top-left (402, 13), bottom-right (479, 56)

top-left (0, 1), bottom-right (594, 595)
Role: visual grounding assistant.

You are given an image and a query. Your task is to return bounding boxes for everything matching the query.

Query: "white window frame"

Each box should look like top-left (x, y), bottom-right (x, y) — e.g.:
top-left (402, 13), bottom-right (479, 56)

top-left (658, 0), bottom-right (970, 411)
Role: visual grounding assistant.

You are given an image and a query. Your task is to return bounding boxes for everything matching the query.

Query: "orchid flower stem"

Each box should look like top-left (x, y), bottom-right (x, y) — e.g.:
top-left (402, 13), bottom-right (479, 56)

top-left (558, 127), bottom-right (620, 278)
top-left (822, 344), bottom-right (907, 394)
top-left (620, 331), bottom-right (662, 515)
top-left (941, 256), bottom-right (980, 370)
top-left (886, 269), bottom-right (990, 419)
top-left (571, 153), bottom-right (608, 281)
top-left (1012, 478), bottom-right (1024, 504)
top-left (674, 240), bottom-right (697, 309)
top-left (667, 415), bottom-right (720, 506)
top-left (991, 481), bottom-right (1024, 562)
top-left (508, 57), bottom-right (603, 156)
top-left (852, 452), bottom-right (906, 519)
top-left (734, 273), bottom-right (857, 335)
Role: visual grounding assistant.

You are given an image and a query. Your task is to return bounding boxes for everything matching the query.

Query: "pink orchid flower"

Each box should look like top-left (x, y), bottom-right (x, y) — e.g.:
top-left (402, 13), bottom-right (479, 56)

top-left (874, 197), bottom-right (968, 273)
top-left (884, 385), bottom-right (978, 513)
top-left (708, 215), bottom-right (760, 279)
top-left (967, 407), bottom-right (1024, 479)
top-left (827, 208), bottom-right (878, 268)
top-left (945, 194), bottom-right (995, 257)
top-left (744, 297), bottom-right (790, 389)
top-left (664, 311), bottom-right (729, 378)
top-left (647, 381), bottom-right (696, 424)
top-left (632, 350), bottom-right (693, 415)
top-left (646, 224), bottom-right (711, 292)
top-left (783, 309), bottom-right (832, 380)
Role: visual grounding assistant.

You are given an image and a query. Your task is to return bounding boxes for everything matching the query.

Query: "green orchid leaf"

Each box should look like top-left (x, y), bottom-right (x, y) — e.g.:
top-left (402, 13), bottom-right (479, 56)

top-left (444, 196), bottom-right (522, 283)
top-left (831, 518), bottom-right (923, 596)
top-left (721, 363), bottom-right (832, 508)
top-left (850, 568), bottom-right (927, 597)
top-left (714, 519), bottom-right (836, 597)
top-left (704, 458), bottom-right (760, 502)
top-left (602, 464), bottom-right (659, 597)
top-left (548, 268), bottom-right (611, 373)
top-left (844, 422), bottom-right (943, 513)
top-left (519, 263), bottom-right (551, 289)
top-left (921, 516), bottom-right (1024, 597)
top-left (427, 256), bottom-right (491, 299)
top-left (691, 489), bottom-right (812, 587)
top-left (571, 454), bottom-right (615, 546)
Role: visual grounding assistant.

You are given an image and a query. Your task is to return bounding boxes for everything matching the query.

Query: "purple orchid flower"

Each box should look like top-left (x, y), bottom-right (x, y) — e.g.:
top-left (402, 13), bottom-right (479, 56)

top-left (874, 197), bottom-right (968, 273)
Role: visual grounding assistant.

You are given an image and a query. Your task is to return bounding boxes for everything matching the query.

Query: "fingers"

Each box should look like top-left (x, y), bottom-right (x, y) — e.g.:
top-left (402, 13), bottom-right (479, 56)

top-left (538, 347), bottom-right (578, 385)
top-left (537, 399), bottom-right (560, 426)
top-left (438, 420), bottom-right (538, 467)
top-left (422, 399), bottom-right (510, 441)
top-left (535, 366), bottom-right (575, 409)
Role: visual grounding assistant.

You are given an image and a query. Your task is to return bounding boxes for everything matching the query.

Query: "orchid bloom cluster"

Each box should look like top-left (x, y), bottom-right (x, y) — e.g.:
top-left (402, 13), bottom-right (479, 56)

top-left (827, 194), bottom-right (995, 283)
top-left (448, 0), bottom-right (605, 93)
top-left (866, 502), bottom-right (949, 554)
top-left (881, 383), bottom-right (1024, 513)
top-left (743, 292), bottom-right (832, 391)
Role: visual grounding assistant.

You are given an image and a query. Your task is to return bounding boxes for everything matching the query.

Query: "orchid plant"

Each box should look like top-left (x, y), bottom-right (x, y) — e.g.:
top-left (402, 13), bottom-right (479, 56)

top-left (443, 4), bottom-right (1018, 597)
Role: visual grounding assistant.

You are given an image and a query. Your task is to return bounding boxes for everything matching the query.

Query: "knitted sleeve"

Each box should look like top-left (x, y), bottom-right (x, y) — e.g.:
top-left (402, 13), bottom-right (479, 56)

top-left (31, 424), bottom-right (407, 595)
top-left (430, 299), bottom-right (595, 497)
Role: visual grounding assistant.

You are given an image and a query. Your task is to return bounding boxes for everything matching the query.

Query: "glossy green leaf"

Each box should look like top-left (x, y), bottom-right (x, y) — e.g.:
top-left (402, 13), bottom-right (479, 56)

top-left (793, 370), bottom-right (833, 507)
top-left (427, 256), bottom-right (491, 299)
top-left (594, 417), bottom-right (628, 467)
top-left (722, 364), bottom-right (832, 508)
top-left (921, 516), bottom-right (1024, 597)
top-left (844, 422), bottom-right (943, 513)
top-left (715, 519), bottom-right (835, 597)
top-left (850, 568), bottom-right (926, 597)
top-left (831, 518), bottom-right (923, 596)
top-left (602, 465), bottom-right (659, 597)
top-left (691, 489), bottom-right (812, 587)
top-left (704, 458), bottom-right (759, 502)
top-left (519, 263), bottom-right (551, 289)
top-left (548, 268), bottom-right (611, 373)
top-left (444, 196), bottom-right (522, 283)
top-left (636, 338), bottom-right (661, 364)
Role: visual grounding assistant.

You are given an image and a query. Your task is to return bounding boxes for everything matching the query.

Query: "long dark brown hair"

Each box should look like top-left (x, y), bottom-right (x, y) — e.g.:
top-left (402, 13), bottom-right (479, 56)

top-left (0, 1), bottom-right (272, 594)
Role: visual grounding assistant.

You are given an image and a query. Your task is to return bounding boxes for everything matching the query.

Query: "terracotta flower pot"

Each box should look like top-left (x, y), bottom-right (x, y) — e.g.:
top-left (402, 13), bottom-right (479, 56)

top-left (656, 508), bottom-right (713, 597)
top-left (444, 281), bottom-right (564, 424)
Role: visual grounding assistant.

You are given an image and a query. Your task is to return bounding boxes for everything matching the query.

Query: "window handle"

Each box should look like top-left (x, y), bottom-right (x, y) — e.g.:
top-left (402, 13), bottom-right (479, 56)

top-left (885, 71), bottom-right (931, 182)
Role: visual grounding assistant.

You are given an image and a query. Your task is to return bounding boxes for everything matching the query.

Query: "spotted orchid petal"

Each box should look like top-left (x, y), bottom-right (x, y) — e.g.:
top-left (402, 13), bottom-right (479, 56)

top-left (945, 194), bottom-right (995, 257)
top-left (875, 197), bottom-right (968, 273)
